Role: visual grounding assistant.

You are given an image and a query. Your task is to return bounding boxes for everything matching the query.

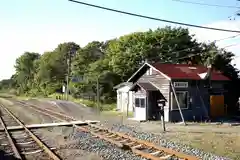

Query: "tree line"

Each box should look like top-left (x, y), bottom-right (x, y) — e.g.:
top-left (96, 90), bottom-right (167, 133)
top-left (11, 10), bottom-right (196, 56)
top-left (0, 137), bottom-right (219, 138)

top-left (0, 26), bottom-right (240, 113)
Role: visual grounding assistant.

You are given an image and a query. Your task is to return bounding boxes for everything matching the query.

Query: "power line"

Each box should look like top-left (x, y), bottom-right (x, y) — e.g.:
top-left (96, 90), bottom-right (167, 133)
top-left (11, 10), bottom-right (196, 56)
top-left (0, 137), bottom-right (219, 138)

top-left (171, 0), bottom-right (240, 9)
top-left (149, 34), bottom-right (240, 58)
top-left (214, 34), bottom-right (240, 42)
top-left (172, 43), bottom-right (240, 61)
top-left (147, 36), bottom-right (240, 62)
top-left (223, 42), bottom-right (240, 48)
top-left (68, 0), bottom-right (240, 33)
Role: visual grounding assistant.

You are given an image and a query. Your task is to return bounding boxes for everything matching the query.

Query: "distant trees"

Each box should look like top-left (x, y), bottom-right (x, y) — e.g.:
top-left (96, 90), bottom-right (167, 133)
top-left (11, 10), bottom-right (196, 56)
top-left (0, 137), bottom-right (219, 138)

top-left (0, 26), bottom-right (239, 112)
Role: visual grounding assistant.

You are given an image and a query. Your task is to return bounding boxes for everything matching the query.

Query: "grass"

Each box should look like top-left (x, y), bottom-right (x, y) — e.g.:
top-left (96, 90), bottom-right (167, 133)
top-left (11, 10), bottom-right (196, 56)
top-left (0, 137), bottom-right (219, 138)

top-left (0, 97), bottom-right (14, 105)
top-left (0, 92), bottom-right (120, 114)
top-left (48, 93), bottom-right (117, 111)
top-left (138, 122), bottom-right (240, 160)
top-left (165, 131), bottom-right (240, 159)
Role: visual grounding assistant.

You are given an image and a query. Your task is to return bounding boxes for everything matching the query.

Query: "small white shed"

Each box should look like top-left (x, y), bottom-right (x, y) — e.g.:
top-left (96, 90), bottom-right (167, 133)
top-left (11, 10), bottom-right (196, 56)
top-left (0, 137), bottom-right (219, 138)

top-left (113, 82), bottom-right (133, 113)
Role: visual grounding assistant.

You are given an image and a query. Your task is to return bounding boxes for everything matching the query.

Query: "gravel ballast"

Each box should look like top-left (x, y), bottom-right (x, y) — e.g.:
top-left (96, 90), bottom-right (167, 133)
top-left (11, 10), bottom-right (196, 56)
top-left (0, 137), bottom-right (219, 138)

top-left (5, 98), bottom-right (235, 160)
top-left (105, 123), bottom-right (232, 160)
top-left (60, 128), bottom-right (146, 160)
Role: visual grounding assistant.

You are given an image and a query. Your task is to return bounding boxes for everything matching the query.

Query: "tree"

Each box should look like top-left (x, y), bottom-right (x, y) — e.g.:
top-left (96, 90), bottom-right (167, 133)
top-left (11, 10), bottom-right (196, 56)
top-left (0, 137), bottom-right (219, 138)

top-left (105, 26), bottom-right (202, 81)
top-left (2, 26), bottom-right (239, 111)
top-left (71, 41), bottom-right (104, 77)
top-left (14, 52), bottom-right (40, 94)
top-left (32, 42), bottom-right (80, 95)
top-left (211, 51), bottom-right (240, 113)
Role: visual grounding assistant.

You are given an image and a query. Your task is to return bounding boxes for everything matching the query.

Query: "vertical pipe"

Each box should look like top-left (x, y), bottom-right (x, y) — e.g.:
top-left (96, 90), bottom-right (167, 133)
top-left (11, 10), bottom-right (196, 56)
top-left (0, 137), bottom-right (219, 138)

top-left (66, 58), bottom-right (70, 101)
top-left (96, 76), bottom-right (100, 114)
top-left (126, 91), bottom-right (129, 117)
top-left (170, 82), bottom-right (186, 125)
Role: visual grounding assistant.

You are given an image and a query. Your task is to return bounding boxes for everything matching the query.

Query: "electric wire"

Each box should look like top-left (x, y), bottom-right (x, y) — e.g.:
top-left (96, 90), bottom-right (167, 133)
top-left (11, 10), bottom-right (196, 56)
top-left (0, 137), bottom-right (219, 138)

top-left (68, 0), bottom-right (240, 33)
top-left (171, 0), bottom-right (240, 9)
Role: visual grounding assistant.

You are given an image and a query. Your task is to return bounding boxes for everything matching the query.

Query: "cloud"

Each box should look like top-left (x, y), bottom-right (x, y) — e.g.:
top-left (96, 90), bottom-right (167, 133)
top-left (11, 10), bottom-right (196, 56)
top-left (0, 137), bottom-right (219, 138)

top-left (190, 20), bottom-right (240, 43)
top-left (190, 20), bottom-right (240, 70)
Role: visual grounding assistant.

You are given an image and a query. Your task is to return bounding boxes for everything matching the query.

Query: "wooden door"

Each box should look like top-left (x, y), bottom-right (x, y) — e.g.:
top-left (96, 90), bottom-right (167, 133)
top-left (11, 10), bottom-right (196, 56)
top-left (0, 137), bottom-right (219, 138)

top-left (210, 95), bottom-right (225, 117)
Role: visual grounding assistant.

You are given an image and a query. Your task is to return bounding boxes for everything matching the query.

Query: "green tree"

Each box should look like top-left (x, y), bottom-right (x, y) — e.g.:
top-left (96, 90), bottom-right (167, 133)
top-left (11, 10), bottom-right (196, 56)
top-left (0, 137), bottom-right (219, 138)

top-left (105, 26), bottom-right (202, 80)
top-left (71, 41), bottom-right (104, 77)
top-left (36, 42), bottom-right (80, 95)
top-left (3, 26), bottom-right (240, 113)
top-left (14, 52), bottom-right (40, 94)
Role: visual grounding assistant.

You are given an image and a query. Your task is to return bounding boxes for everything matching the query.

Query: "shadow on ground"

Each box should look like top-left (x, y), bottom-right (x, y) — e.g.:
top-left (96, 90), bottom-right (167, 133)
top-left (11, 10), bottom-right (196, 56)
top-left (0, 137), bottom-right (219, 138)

top-left (0, 150), bottom-right (21, 160)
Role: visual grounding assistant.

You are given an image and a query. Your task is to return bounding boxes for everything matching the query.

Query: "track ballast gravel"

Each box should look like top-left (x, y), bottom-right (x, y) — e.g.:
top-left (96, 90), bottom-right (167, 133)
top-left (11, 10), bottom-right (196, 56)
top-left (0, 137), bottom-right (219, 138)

top-left (10, 99), bottom-right (234, 160)
top-left (60, 128), bottom-right (146, 160)
top-left (106, 123), bottom-right (232, 160)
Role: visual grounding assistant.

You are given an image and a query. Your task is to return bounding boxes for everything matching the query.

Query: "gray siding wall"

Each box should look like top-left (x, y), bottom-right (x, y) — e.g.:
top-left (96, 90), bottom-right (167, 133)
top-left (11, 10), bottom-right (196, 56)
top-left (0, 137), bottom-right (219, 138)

top-left (138, 69), bottom-right (170, 107)
top-left (134, 88), bottom-right (147, 97)
top-left (169, 80), bottom-right (209, 121)
top-left (137, 68), bottom-right (170, 121)
top-left (169, 80), bottom-right (226, 122)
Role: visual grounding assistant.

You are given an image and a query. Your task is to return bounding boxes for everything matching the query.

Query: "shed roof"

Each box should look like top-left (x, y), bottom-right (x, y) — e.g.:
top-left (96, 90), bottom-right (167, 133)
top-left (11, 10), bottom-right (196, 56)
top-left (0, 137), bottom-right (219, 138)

top-left (151, 63), bottom-right (229, 81)
top-left (130, 82), bottom-right (158, 91)
top-left (138, 82), bottom-right (158, 91)
top-left (113, 82), bottom-right (132, 90)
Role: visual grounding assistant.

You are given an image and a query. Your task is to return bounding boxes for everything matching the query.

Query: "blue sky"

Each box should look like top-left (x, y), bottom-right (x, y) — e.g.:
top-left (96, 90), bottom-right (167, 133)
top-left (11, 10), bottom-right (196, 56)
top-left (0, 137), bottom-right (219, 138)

top-left (1, 0), bottom-right (240, 80)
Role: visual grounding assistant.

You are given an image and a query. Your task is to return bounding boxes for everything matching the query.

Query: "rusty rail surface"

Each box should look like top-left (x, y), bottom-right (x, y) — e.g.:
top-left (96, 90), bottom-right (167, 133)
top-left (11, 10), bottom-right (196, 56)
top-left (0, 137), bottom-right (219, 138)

top-left (0, 104), bottom-right (61, 160)
top-left (0, 110), bottom-right (22, 159)
top-left (17, 100), bottom-right (199, 160)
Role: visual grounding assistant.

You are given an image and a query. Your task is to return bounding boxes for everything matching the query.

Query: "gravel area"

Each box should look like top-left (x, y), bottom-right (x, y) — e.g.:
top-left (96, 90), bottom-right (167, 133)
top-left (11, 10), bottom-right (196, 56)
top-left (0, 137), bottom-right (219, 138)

top-left (57, 127), bottom-right (145, 160)
top-left (31, 126), bottom-right (145, 160)
top-left (0, 98), bottom-right (146, 160)
top-left (104, 123), bottom-right (232, 160)
top-left (3, 98), bottom-right (237, 160)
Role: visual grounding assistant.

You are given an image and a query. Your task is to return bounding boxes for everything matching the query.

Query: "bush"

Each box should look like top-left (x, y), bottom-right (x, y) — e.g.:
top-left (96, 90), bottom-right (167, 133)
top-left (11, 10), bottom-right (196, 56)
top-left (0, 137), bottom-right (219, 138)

top-left (100, 103), bottom-right (116, 111)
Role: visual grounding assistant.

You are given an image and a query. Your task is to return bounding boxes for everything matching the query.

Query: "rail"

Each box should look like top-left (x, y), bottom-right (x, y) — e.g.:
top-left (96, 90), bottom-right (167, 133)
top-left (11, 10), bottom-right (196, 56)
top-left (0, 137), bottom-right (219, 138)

top-left (16, 100), bottom-right (199, 160)
top-left (0, 104), bottom-right (61, 160)
top-left (0, 111), bottom-right (22, 159)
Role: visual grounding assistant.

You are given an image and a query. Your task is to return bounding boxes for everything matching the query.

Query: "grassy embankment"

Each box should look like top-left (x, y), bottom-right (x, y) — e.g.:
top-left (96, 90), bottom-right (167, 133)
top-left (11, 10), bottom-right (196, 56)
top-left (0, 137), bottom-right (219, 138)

top-left (0, 92), bottom-right (133, 117)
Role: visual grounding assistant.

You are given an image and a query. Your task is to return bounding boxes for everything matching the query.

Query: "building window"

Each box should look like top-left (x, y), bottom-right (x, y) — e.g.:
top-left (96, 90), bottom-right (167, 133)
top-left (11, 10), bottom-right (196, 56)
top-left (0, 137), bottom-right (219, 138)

top-left (135, 98), bottom-right (145, 108)
top-left (172, 91), bottom-right (188, 110)
top-left (149, 68), bottom-right (152, 75)
top-left (174, 82), bottom-right (188, 88)
top-left (146, 68), bottom-right (152, 75)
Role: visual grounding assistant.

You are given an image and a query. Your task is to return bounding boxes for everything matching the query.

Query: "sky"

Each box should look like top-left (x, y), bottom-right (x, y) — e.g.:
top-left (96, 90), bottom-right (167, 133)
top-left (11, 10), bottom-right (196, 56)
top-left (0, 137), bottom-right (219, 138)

top-left (1, 0), bottom-right (240, 80)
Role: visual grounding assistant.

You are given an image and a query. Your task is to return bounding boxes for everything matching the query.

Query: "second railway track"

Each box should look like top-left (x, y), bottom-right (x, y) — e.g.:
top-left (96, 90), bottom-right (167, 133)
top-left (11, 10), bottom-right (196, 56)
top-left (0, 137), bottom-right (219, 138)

top-left (0, 104), bottom-right (60, 160)
top-left (14, 100), bottom-right (200, 160)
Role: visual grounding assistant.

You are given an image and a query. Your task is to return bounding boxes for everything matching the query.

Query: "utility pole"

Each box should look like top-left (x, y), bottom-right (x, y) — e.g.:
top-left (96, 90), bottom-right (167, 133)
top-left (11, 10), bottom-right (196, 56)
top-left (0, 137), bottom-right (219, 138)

top-left (96, 75), bottom-right (100, 114)
top-left (66, 58), bottom-right (70, 101)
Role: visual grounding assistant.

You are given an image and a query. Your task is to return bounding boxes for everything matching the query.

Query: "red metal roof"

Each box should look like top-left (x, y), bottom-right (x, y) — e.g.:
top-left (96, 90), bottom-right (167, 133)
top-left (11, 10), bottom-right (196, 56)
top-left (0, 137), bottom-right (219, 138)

top-left (151, 63), bottom-right (230, 81)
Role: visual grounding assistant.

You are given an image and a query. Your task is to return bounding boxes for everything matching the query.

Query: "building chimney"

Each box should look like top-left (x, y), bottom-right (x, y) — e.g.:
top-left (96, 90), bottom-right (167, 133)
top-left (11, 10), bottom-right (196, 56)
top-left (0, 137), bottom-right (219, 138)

top-left (203, 65), bottom-right (212, 79)
top-left (205, 64), bottom-right (212, 88)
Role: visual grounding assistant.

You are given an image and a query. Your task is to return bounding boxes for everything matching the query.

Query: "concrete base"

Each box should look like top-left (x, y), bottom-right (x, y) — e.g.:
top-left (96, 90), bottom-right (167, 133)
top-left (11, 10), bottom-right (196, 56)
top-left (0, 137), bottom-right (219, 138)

top-left (0, 120), bottom-right (99, 131)
top-left (128, 117), bottom-right (147, 122)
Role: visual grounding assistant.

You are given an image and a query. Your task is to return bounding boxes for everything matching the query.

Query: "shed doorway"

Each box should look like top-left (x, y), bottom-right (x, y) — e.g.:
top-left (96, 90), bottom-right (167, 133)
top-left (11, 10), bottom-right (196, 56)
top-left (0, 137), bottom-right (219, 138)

top-left (134, 97), bottom-right (146, 120)
top-left (130, 82), bottom-right (161, 121)
top-left (148, 91), bottom-right (165, 120)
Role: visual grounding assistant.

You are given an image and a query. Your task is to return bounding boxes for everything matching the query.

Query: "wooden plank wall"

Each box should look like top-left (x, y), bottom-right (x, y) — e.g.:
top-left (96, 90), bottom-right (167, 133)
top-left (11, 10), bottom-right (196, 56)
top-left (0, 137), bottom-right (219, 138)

top-left (138, 69), bottom-right (170, 107)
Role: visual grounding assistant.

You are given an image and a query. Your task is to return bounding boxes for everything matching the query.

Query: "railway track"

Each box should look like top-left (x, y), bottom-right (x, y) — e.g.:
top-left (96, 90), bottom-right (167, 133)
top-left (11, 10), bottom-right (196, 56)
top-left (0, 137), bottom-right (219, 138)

top-left (0, 104), bottom-right (60, 160)
top-left (14, 100), bottom-right (200, 160)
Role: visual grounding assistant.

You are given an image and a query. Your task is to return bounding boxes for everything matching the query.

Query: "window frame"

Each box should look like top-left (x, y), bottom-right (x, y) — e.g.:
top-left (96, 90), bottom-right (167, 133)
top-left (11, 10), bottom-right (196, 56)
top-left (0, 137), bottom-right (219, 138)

top-left (171, 91), bottom-right (189, 110)
top-left (146, 68), bottom-right (152, 76)
top-left (135, 97), bottom-right (146, 108)
top-left (173, 82), bottom-right (188, 88)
